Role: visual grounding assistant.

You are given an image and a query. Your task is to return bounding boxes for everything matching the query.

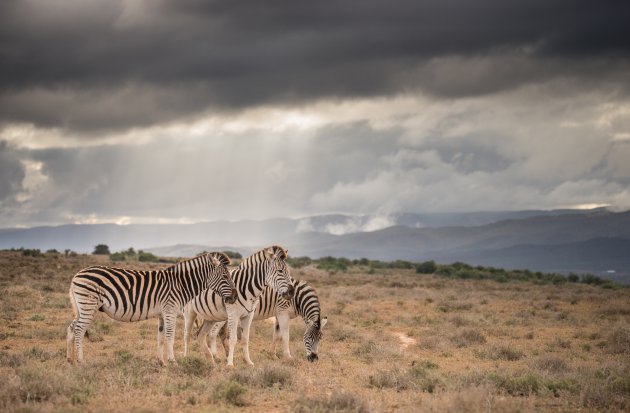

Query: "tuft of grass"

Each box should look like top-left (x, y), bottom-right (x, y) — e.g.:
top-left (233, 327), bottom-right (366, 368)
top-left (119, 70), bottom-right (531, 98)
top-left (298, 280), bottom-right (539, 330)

top-left (534, 356), bottom-right (570, 374)
top-left (450, 329), bottom-right (486, 348)
top-left (259, 364), bottom-right (293, 388)
top-left (488, 372), bottom-right (541, 396)
top-left (175, 356), bottom-right (213, 377)
top-left (0, 351), bottom-right (24, 367)
top-left (23, 347), bottom-right (53, 362)
top-left (291, 391), bottom-right (369, 413)
top-left (352, 340), bottom-right (383, 363)
top-left (230, 364), bottom-right (293, 389)
top-left (607, 326), bottom-right (630, 355)
top-left (212, 380), bottom-right (247, 406)
top-left (368, 368), bottom-right (410, 391)
top-left (476, 345), bottom-right (524, 361)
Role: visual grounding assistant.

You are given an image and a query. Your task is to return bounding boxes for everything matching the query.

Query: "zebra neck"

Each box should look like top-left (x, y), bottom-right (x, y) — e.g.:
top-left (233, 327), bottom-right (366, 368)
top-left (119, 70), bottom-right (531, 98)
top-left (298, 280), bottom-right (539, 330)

top-left (170, 257), bottom-right (209, 305)
top-left (232, 260), bottom-right (268, 302)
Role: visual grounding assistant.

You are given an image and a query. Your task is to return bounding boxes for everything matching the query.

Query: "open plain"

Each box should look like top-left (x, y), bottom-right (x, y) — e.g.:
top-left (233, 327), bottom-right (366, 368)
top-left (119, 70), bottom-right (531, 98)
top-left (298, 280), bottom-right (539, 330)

top-left (0, 251), bottom-right (628, 412)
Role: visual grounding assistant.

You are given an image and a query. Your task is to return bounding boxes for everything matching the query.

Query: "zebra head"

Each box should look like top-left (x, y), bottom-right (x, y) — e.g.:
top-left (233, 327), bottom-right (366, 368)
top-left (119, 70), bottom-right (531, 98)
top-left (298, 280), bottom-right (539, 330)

top-left (305, 316), bottom-right (327, 362)
top-left (206, 252), bottom-right (238, 304)
top-left (262, 246), bottom-right (295, 301)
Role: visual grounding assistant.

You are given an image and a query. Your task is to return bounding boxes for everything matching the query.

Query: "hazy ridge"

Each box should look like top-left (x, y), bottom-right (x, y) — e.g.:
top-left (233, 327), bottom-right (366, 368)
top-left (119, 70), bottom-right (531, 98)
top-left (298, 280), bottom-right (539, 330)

top-left (1, 208), bottom-right (629, 276)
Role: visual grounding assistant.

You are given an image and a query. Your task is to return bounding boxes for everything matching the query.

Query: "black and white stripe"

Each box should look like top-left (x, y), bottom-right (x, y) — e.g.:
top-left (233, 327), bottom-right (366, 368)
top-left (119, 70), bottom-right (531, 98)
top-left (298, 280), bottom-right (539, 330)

top-left (204, 279), bottom-right (327, 362)
top-left (183, 245), bottom-right (295, 366)
top-left (66, 252), bottom-right (236, 364)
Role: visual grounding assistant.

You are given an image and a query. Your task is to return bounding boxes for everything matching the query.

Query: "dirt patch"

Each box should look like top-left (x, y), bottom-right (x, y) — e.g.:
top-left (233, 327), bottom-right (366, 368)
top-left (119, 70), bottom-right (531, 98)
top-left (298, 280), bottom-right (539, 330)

top-left (393, 331), bottom-right (416, 349)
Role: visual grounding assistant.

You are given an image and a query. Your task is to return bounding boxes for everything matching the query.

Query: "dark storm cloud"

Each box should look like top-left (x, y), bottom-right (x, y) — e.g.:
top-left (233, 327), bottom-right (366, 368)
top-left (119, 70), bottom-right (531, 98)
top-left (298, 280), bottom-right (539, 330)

top-left (1, 0), bottom-right (629, 131)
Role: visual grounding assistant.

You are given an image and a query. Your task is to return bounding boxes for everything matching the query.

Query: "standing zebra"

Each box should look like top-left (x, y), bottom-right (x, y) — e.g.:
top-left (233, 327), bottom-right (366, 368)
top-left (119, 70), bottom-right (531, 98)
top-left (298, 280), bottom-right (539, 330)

top-left (198, 279), bottom-right (327, 362)
top-left (67, 252), bottom-right (237, 365)
top-left (183, 245), bottom-right (295, 366)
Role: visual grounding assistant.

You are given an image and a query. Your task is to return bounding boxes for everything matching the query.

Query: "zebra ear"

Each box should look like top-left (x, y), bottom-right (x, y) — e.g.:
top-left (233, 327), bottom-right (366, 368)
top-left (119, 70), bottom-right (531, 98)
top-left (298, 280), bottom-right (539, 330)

top-left (210, 252), bottom-right (231, 266)
top-left (320, 316), bottom-right (328, 329)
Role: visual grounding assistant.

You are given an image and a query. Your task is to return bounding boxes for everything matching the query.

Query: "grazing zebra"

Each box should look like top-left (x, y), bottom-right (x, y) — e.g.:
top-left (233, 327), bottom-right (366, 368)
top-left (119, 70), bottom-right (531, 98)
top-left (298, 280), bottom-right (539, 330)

top-left (183, 245), bottom-right (295, 366)
top-left (199, 279), bottom-right (327, 362)
top-left (67, 252), bottom-right (237, 365)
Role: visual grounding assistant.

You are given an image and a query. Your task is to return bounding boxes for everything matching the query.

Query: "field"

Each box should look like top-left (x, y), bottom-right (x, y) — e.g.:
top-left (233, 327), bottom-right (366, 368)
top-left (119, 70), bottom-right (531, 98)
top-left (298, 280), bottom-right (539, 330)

top-left (0, 251), bottom-right (629, 412)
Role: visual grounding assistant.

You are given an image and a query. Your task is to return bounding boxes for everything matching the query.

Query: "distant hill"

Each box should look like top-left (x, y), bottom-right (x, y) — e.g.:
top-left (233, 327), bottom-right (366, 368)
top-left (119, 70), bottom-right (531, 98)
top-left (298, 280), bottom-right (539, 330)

top-left (1, 208), bottom-right (629, 274)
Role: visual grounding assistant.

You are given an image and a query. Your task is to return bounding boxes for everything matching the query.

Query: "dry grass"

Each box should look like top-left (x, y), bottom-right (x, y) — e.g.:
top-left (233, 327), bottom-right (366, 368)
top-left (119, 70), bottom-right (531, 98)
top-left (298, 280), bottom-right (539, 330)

top-left (0, 251), bottom-right (629, 412)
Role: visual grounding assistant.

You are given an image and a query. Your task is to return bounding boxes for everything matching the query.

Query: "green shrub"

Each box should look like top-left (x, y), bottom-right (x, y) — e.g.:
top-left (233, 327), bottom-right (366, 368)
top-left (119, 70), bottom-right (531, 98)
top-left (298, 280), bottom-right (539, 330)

top-left (92, 244), bottom-right (110, 255)
top-left (212, 380), bottom-right (247, 406)
top-left (176, 356), bottom-right (213, 377)
top-left (137, 250), bottom-right (159, 262)
top-left (416, 260), bottom-right (437, 274)
top-left (22, 249), bottom-right (42, 257)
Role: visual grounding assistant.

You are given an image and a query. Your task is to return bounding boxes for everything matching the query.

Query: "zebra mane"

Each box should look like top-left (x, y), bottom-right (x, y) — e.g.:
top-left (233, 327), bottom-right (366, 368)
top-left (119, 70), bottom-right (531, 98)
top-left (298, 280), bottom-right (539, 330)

top-left (165, 253), bottom-right (213, 272)
top-left (267, 245), bottom-right (288, 260)
top-left (207, 252), bottom-right (231, 267)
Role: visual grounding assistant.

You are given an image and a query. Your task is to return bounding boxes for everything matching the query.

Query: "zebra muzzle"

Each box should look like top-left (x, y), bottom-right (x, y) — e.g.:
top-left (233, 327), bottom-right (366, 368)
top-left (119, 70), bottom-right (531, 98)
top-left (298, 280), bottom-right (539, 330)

top-left (307, 353), bottom-right (318, 362)
top-left (281, 285), bottom-right (295, 300)
top-left (225, 289), bottom-right (238, 304)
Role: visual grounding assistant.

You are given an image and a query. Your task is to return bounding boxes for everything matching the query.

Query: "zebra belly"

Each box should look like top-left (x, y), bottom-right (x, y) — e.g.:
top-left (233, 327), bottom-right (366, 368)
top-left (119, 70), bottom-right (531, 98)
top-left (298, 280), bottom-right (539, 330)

top-left (100, 302), bottom-right (160, 322)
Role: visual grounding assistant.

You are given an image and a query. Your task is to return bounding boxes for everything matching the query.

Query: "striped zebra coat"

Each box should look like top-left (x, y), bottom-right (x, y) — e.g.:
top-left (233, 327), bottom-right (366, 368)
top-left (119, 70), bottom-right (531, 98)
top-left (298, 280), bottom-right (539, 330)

top-left (67, 252), bottom-right (237, 364)
top-left (183, 245), bottom-right (295, 366)
top-left (199, 279), bottom-right (327, 362)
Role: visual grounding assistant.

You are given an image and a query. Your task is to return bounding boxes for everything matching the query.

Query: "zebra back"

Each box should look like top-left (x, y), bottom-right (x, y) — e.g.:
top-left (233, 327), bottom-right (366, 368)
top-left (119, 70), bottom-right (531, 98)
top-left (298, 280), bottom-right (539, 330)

top-left (71, 252), bottom-right (233, 321)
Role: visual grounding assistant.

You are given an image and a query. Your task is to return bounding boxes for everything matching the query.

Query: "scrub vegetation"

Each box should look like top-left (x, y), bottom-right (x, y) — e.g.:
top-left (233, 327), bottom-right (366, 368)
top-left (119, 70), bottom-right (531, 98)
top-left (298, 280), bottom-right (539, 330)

top-left (0, 250), bottom-right (628, 412)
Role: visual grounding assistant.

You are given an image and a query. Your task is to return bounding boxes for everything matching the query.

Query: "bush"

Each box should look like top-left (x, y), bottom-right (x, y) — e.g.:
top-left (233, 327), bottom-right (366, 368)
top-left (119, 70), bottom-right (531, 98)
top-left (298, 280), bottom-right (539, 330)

top-left (175, 356), bottom-right (213, 377)
top-left (22, 249), bottom-right (41, 257)
top-left (92, 244), bottom-right (110, 255)
top-left (137, 250), bottom-right (159, 262)
top-left (478, 345), bottom-right (524, 361)
top-left (292, 391), bottom-right (369, 413)
top-left (109, 252), bottom-right (126, 262)
top-left (259, 365), bottom-right (293, 388)
top-left (450, 329), bottom-right (487, 348)
top-left (223, 250), bottom-right (242, 259)
top-left (288, 256), bottom-right (312, 268)
top-left (212, 380), bottom-right (247, 406)
top-left (369, 369), bottom-right (410, 391)
top-left (416, 260), bottom-right (437, 274)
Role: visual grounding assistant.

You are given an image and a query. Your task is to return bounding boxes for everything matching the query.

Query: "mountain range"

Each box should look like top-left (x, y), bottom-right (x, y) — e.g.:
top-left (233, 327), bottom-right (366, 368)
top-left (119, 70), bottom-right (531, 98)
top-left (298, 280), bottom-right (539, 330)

top-left (1, 208), bottom-right (629, 279)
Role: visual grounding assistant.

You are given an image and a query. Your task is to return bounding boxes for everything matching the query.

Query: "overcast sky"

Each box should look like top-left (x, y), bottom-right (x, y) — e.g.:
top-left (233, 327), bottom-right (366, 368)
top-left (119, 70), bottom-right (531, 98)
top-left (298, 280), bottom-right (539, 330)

top-left (1, 0), bottom-right (630, 228)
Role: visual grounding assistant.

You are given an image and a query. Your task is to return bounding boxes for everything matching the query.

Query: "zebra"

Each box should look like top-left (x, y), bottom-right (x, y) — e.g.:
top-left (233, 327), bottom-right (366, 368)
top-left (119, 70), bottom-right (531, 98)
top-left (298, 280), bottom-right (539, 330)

top-left (66, 252), bottom-right (237, 365)
top-left (198, 278), bottom-right (327, 362)
top-left (182, 245), bottom-right (295, 366)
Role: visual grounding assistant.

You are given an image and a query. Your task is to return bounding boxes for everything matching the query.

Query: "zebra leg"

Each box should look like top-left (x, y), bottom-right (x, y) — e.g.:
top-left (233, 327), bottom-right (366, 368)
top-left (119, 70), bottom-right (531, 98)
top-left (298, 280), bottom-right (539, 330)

top-left (196, 320), bottom-right (216, 364)
top-left (276, 312), bottom-right (292, 359)
top-left (207, 321), bottom-right (226, 361)
top-left (272, 319), bottom-right (281, 357)
top-left (157, 317), bottom-right (165, 365)
top-left (164, 312), bottom-right (177, 363)
top-left (240, 311), bottom-right (256, 366)
top-left (226, 314), bottom-right (239, 367)
top-left (182, 308), bottom-right (196, 357)
top-left (66, 320), bottom-right (76, 363)
top-left (216, 321), bottom-right (230, 357)
top-left (71, 292), bottom-right (99, 363)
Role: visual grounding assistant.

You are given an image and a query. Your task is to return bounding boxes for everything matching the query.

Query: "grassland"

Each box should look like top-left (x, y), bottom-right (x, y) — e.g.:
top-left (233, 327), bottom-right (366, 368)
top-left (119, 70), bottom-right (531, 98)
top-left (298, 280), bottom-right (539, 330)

top-left (0, 250), bottom-right (628, 412)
